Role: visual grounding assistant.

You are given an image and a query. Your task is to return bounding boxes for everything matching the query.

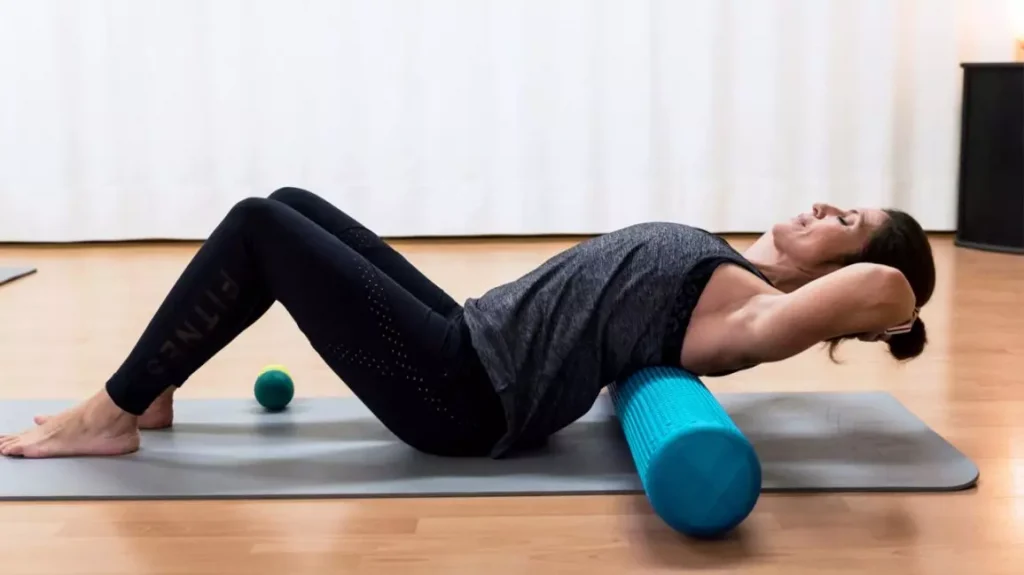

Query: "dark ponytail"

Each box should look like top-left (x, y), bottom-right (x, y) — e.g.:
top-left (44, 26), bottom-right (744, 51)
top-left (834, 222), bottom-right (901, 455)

top-left (827, 209), bottom-right (935, 362)
top-left (886, 317), bottom-right (927, 361)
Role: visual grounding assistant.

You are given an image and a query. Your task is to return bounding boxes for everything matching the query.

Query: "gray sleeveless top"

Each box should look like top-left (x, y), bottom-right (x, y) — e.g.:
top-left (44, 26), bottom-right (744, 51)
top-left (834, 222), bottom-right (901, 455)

top-left (462, 222), bottom-right (770, 457)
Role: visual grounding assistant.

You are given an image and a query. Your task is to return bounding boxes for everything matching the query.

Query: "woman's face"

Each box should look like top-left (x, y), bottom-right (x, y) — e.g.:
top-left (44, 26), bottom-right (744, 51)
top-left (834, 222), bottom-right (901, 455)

top-left (771, 203), bottom-right (889, 269)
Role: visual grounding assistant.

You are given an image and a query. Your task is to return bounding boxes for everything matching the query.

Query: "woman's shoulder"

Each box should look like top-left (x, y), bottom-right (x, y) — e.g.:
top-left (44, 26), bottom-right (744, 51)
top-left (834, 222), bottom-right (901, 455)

top-left (678, 263), bottom-right (777, 372)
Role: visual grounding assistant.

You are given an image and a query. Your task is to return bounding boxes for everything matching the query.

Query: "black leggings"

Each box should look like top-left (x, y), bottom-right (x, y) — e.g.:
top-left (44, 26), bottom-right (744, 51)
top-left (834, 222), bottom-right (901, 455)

top-left (104, 187), bottom-right (507, 456)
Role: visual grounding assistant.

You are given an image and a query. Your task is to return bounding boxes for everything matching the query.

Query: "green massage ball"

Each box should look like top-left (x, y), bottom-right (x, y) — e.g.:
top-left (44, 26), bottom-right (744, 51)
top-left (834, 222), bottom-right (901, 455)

top-left (254, 364), bottom-right (294, 411)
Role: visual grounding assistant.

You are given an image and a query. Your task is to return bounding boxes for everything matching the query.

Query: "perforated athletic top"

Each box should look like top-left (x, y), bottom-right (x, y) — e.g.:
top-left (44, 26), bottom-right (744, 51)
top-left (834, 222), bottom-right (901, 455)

top-left (462, 222), bottom-right (771, 457)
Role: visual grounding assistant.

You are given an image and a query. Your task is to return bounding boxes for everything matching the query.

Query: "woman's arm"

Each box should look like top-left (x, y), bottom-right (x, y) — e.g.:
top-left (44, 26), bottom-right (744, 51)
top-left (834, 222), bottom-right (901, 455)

top-left (733, 263), bottom-right (917, 364)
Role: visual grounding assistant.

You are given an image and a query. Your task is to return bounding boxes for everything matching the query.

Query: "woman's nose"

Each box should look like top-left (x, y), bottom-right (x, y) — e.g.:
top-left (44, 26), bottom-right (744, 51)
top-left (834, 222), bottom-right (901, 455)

top-left (812, 203), bottom-right (837, 218)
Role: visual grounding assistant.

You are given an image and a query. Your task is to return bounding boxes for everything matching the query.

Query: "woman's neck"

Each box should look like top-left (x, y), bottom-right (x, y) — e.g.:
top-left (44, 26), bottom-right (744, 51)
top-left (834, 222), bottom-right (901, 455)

top-left (742, 236), bottom-right (815, 293)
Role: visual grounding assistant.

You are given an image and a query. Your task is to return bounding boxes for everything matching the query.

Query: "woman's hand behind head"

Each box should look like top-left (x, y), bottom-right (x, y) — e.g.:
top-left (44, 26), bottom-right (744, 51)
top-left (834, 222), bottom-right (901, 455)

top-left (828, 209), bottom-right (934, 362)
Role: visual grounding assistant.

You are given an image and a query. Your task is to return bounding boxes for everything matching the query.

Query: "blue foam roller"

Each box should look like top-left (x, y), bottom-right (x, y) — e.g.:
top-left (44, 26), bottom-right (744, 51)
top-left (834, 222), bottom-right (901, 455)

top-left (608, 366), bottom-right (762, 537)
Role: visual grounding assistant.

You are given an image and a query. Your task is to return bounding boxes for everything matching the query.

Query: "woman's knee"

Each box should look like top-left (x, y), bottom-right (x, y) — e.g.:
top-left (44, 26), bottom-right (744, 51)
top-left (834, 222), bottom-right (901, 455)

top-left (267, 186), bottom-right (312, 205)
top-left (226, 197), bottom-right (287, 230)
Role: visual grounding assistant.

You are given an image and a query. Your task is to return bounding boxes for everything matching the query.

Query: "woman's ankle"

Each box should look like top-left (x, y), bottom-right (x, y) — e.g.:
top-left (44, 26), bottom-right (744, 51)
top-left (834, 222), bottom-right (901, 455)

top-left (138, 387), bottom-right (175, 429)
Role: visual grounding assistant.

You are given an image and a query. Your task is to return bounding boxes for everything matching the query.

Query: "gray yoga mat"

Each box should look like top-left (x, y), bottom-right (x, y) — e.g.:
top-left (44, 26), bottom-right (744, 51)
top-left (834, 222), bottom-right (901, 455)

top-left (0, 392), bottom-right (977, 500)
top-left (0, 266), bottom-right (35, 286)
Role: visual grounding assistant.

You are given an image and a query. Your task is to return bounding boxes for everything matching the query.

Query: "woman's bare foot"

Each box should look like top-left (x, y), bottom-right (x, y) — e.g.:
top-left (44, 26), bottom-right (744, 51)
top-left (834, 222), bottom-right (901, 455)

top-left (0, 390), bottom-right (140, 458)
top-left (34, 386), bottom-right (175, 430)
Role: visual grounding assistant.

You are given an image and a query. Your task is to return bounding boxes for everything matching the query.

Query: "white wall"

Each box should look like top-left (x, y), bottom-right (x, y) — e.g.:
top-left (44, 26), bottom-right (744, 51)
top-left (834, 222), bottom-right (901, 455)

top-left (0, 0), bottom-right (1014, 242)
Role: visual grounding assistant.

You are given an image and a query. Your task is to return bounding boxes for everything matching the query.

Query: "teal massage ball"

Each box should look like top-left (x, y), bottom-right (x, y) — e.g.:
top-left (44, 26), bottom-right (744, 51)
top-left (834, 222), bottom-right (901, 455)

top-left (254, 364), bottom-right (294, 411)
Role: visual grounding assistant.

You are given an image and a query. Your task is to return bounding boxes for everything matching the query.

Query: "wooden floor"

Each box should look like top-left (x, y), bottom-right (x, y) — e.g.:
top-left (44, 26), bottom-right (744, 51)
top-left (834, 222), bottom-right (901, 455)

top-left (0, 234), bottom-right (1022, 574)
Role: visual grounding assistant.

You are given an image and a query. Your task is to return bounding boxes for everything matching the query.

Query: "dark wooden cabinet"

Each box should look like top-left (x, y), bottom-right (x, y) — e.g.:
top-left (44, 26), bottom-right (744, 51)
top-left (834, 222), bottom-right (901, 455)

top-left (956, 63), bottom-right (1024, 253)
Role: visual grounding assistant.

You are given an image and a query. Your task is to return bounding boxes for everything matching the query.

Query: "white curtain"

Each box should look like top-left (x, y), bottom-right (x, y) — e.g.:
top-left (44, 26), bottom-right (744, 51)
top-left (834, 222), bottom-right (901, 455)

top-left (0, 0), bottom-right (1014, 242)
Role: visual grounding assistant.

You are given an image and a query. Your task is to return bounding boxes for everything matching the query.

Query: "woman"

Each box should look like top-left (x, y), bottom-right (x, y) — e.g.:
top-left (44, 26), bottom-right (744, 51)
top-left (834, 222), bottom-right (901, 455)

top-left (0, 187), bottom-right (933, 458)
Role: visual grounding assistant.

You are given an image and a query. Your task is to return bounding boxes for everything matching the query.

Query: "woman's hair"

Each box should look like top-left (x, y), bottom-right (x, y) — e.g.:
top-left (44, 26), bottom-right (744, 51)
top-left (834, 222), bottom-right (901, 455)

top-left (827, 209), bottom-right (936, 362)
